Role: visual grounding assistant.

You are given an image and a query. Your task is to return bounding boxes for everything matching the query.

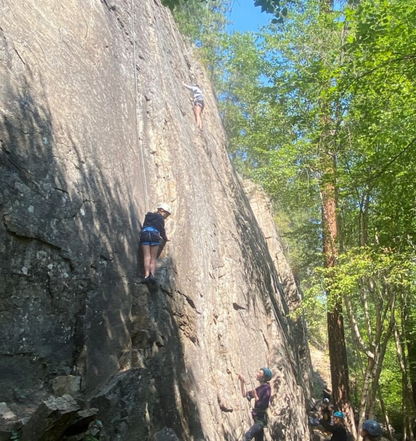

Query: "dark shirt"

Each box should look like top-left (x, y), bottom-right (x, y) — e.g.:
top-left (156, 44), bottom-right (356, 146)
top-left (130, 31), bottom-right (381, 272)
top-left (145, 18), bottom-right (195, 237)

top-left (247, 383), bottom-right (271, 419)
top-left (142, 212), bottom-right (167, 241)
top-left (322, 406), bottom-right (332, 422)
top-left (321, 422), bottom-right (347, 441)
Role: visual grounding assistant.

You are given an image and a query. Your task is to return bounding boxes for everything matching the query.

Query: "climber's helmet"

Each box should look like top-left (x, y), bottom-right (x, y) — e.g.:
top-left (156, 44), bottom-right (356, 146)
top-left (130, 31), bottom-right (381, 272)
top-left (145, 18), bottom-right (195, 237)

top-left (333, 411), bottom-right (344, 420)
top-left (261, 367), bottom-right (272, 381)
top-left (362, 420), bottom-right (382, 437)
top-left (157, 203), bottom-right (171, 215)
top-left (323, 398), bottom-right (329, 404)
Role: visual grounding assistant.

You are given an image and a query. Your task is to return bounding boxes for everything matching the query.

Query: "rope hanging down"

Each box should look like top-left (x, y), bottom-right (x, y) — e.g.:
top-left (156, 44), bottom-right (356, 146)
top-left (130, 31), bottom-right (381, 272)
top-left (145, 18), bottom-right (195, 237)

top-left (131, 0), bottom-right (150, 213)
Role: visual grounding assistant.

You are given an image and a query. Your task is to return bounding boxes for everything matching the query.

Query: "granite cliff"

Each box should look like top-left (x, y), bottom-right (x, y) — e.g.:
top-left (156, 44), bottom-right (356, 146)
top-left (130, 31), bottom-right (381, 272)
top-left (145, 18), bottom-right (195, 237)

top-left (0, 0), bottom-right (313, 439)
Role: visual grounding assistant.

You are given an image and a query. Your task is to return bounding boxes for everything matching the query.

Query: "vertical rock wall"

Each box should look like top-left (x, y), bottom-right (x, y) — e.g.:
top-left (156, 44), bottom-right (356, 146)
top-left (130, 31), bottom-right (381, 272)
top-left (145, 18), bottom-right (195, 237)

top-left (0, 0), bottom-right (312, 439)
top-left (243, 180), bottom-right (314, 400)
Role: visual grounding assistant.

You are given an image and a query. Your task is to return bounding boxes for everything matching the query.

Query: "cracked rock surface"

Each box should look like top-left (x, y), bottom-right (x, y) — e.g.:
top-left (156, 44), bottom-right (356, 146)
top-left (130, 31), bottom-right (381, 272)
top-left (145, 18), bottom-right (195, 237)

top-left (1, 0), bottom-right (313, 439)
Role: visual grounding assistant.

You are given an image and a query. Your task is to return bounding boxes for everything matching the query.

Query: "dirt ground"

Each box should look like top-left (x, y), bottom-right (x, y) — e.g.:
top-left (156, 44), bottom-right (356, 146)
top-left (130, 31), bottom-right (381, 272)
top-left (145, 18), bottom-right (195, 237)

top-left (309, 343), bottom-right (331, 398)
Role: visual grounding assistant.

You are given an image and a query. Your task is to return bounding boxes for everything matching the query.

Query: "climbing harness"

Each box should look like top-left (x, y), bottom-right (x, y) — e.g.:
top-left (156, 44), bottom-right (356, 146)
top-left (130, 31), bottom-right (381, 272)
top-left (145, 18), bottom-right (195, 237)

top-left (130, 0), bottom-right (150, 213)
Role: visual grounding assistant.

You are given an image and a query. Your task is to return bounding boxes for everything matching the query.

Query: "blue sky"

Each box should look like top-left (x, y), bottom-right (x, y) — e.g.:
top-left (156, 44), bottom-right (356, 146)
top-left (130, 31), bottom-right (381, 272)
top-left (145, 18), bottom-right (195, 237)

top-left (226, 1), bottom-right (271, 33)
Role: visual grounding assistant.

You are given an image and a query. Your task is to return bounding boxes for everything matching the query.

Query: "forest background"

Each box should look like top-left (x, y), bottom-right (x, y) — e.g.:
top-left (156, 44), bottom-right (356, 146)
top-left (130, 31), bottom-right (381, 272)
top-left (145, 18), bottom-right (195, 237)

top-left (164, 0), bottom-right (416, 439)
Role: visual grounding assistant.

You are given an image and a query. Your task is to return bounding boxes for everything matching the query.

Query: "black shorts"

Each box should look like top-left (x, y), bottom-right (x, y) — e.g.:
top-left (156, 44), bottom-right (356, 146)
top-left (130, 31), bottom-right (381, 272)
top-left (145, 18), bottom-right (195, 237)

top-left (194, 99), bottom-right (204, 110)
top-left (140, 231), bottom-right (161, 246)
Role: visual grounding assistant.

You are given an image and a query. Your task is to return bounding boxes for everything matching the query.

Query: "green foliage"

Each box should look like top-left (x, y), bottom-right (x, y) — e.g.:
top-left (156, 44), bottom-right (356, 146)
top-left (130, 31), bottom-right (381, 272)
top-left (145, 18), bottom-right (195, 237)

top-left (172, 0), bottom-right (231, 81)
top-left (308, 246), bottom-right (414, 315)
top-left (164, 0), bottom-right (294, 22)
top-left (162, 0), bottom-right (181, 9)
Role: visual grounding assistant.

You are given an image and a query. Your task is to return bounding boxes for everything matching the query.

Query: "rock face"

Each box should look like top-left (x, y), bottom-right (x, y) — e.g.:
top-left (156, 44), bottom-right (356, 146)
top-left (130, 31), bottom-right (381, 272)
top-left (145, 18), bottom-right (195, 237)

top-left (243, 181), bottom-right (313, 397)
top-left (0, 0), bottom-right (312, 440)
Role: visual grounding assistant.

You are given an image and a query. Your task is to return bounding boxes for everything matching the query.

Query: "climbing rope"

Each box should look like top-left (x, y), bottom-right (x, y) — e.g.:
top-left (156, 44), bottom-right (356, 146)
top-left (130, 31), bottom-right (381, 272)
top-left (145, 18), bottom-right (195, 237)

top-left (131, 0), bottom-right (150, 213)
top-left (166, 10), bottom-right (192, 79)
top-left (235, 308), bottom-right (256, 390)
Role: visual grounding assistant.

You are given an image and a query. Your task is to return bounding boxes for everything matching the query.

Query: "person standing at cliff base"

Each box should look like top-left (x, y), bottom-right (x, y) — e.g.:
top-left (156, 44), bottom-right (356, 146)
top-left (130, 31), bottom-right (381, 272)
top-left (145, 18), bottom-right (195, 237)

top-left (320, 398), bottom-right (333, 425)
top-left (183, 81), bottom-right (204, 129)
top-left (238, 368), bottom-right (272, 441)
top-left (361, 420), bottom-right (382, 440)
top-left (321, 411), bottom-right (348, 441)
top-left (139, 203), bottom-right (171, 283)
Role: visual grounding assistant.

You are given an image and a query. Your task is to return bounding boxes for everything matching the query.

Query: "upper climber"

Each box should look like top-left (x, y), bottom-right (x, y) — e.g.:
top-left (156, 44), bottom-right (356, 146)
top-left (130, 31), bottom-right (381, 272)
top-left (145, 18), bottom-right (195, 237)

top-left (183, 81), bottom-right (204, 129)
top-left (140, 203), bottom-right (171, 284)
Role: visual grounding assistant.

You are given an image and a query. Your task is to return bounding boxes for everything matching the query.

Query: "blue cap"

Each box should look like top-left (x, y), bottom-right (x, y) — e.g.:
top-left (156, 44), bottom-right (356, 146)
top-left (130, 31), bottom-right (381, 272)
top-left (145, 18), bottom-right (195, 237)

top-left (334, 411), bottom-right (344, 419)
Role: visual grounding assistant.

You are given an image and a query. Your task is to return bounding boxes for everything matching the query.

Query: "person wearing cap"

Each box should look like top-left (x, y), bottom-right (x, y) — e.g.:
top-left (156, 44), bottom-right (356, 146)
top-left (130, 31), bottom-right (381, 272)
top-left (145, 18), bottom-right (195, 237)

top-left (237, 368), bottom-right (272, 441)
top-left (139, 203), bottom-right (171, 283)
top-left (320, 398), bottom-right (333, 424)
top-left (361, 420), bottom-right (382, 440)
top-left (183, 81), bottom-right (204, 129)
top-left (321, 410), bottom-right (347, 441)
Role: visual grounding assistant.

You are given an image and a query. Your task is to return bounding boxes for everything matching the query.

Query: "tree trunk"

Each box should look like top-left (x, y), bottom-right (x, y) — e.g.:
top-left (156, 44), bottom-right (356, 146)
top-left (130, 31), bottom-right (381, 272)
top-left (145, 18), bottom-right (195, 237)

top-left (396, 312), bottom-right (416, 441)
top-left (321, 153), bottom-right (356, 438)
top-left (403, 294), bottom-right (416, 418)
top-left (377, 390), bottom-right (394, 441)
top-left (318, 0), bottom-right (355, 436)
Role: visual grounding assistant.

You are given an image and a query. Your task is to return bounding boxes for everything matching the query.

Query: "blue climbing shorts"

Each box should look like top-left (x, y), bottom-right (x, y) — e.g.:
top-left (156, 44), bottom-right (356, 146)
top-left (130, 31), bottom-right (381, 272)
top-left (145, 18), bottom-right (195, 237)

top-left (140, 227), bottom-right (160, 246)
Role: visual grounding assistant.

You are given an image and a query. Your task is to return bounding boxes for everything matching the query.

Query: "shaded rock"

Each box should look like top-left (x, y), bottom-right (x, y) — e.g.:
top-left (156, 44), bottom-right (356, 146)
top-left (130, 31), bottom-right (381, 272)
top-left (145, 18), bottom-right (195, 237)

top-left (152, 427), bottom-right (180, 441)
top-left (118, 348), bottom-right (144, 371)
top-left (51, 376), bottom-right (81, 398)
top-left (62, 408), bottom-right (98, 437)
top-left (0, 403), bottom-right (16, 420)
top-left (132, 329), bottom-right (151, 349)
top-left (0, 402), bottom-right (21, 441)
top-left (21, 395), bottom-right (79, 441)
top-left (91, 369), bottom-right (155, 441)
top-left (63, 420), bottom-right (109, 441)
top-left (0, 430), bottom-right (12, 441)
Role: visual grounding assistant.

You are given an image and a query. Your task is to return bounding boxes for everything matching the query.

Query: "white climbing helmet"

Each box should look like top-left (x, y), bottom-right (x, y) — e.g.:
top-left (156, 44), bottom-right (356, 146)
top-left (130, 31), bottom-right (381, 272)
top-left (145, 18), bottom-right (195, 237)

top-left (157, 203), bottom-right (171, 214)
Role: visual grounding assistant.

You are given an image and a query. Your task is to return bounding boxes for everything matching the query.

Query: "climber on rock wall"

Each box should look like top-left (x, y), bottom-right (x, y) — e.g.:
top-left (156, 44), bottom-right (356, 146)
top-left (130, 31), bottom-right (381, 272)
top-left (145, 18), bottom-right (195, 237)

top-left (139, 203), bottom-right (171, 284)
top-left (237, 368), bottom-right (272, 441)
top-left (183, 81), bottom-right (204, 129)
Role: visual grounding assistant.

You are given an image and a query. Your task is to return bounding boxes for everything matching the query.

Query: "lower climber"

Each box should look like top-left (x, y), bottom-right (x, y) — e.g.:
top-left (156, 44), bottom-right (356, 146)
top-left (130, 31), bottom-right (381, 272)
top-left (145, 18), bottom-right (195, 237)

top-left (183, 81), bottom-right (204, 129)
top-left (139, 203), bottom-right (171, 284)
top-left (238, 368), bottom-right (272, 441)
